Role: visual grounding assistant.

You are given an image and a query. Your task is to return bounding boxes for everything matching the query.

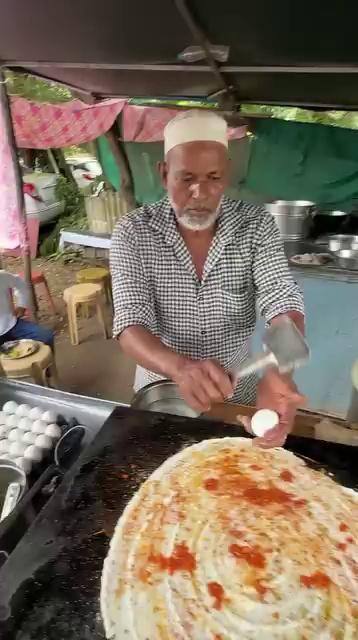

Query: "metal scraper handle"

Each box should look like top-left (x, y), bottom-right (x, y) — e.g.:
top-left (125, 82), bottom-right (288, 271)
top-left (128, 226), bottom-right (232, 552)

top-left (230, 351), bottom-right (278, 386)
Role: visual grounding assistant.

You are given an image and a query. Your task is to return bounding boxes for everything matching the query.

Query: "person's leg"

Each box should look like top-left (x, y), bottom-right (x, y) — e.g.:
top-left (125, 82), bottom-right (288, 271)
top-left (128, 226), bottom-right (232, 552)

top-left (7, 319), bottom-right (54, 349)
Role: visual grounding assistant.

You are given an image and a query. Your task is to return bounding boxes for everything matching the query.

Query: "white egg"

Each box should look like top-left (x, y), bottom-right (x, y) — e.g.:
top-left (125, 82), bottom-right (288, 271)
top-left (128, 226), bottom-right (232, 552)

top-left (41, 410), bottom-right (57, 424)
top-left (0, 439), bottom-right (10, 454)
top-left (28, 406), bottom-right (43, 421)
top-left (3, 401), bottom-right (18, 415)
top-left (18, 417), bottom-right (33, 432)
top-left (34, 434), bottom-right (52, 450)
top-left (251, 409), bottom-right (279, 438)
top-left (45, 424), bottom-right (61, 440)
top-left (24, 445), bottom-right (43, 463)
top-left (0, 424), bottom-right (10, 437)
top-left (14, 456), bottom-right (32, 474)
top-left (0, 411), bottom-right (7, 425)
top-left (8, 428), bottom-right (22, 442)
top-left (22, 431), bottom-right (37, 445)
top-left (31, 420), bottom-right (47, 434)
top-left (15, 404), bottom-right (31, 417)
top-left (9, 441), bottom-right (27, 457)
top-left (6, 414), bottom-right (19, 428)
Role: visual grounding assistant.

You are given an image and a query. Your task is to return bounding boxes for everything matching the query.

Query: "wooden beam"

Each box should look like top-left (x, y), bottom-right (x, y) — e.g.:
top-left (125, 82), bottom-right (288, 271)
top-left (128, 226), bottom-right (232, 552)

top-left (0, 70), bottom-right (37, 317)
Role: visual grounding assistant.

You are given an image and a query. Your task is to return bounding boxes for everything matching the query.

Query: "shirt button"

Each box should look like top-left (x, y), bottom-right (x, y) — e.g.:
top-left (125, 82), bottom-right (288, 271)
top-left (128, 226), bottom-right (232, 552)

top-left (201, 330), bottom-right (207, 336)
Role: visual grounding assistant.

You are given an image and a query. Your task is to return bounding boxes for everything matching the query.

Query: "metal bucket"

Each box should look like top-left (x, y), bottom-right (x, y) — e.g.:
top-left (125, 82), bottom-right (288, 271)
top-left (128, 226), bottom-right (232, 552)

top-left (131, 380), bottom-right (200, 418)
top-left (264, 200), bottom-right (315, 240)
top-left (0, 459), bottom-right (27, 522)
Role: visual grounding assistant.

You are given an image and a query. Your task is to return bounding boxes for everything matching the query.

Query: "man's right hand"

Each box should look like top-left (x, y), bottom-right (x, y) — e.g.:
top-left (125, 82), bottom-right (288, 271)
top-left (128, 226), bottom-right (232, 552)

top-left (171, 358), bottom-right (234, 414)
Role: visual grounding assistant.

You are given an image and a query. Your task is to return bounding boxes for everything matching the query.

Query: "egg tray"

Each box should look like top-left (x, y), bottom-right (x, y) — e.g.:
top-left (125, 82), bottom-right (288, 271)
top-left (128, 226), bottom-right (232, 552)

top-left (0, 402), bottom-right (62, 476)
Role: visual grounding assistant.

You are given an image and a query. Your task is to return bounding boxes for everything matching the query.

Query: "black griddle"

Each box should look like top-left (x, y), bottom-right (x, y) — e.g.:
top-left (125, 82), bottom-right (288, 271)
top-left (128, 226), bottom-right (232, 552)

top-left (0, 405), bottom-right (356, 640)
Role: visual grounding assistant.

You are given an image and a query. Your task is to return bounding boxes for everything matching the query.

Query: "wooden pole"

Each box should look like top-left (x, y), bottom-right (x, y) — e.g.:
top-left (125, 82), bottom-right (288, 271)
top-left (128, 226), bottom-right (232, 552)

top-left (0, 69), bottom-right (36, 317)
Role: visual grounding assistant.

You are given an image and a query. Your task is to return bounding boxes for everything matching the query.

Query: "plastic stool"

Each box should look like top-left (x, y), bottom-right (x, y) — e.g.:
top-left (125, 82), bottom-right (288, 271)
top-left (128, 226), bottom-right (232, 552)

top-left (76, 267), bottom-right (112, 306)
top-left (0, 341), bottom-right (59, 387)
top-left (17, 270), bottom-right (56, 314)
top-left (63, 283), bottom-right (109, 346)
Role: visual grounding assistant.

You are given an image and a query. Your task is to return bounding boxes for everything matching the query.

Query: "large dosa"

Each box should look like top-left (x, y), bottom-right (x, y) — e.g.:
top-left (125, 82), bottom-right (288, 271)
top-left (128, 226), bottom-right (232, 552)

top-left (101, 437), bottom-right (358, 639)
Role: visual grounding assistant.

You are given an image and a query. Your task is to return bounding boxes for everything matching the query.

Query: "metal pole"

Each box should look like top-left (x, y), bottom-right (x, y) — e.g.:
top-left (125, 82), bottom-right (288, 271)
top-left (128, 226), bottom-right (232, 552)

top-left (0, 68), bottom-right (36, 317)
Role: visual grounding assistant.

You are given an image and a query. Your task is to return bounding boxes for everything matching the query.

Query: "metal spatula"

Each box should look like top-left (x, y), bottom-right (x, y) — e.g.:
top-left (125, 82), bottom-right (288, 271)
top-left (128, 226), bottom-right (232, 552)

top-left (230, 317), bottom-right (309, 385)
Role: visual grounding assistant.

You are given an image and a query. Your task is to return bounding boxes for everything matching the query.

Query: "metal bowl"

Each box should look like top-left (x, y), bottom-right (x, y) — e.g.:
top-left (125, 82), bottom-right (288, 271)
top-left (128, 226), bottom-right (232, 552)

top-left (334, 249), bottom-right (358, 271)
top-left (0, 458), bottom-right (27, 522)
top-left (328, 235), bottom-right (358, 253)
top-left (131, 380), bottom-right (200, 418)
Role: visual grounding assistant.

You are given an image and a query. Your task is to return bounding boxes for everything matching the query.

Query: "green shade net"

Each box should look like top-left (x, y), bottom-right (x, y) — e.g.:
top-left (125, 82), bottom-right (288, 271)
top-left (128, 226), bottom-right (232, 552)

top-left (96, 136), bottom-right (121, 191)
top-left (245, 119), bottom-right (358, 210)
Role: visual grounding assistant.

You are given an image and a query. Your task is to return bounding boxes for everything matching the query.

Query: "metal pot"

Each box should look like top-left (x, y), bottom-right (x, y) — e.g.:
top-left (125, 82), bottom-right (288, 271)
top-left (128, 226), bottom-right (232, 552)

top-left (0, 459), bottom-right (26, 522)
top-left (264, 201), bottom-right (315, 240)
top-left (334, 249), bottom-right (358, 271)
top-left (131, 380), bottom-right (200, 418)
top-left (313, 210), bottom-right (349, 236)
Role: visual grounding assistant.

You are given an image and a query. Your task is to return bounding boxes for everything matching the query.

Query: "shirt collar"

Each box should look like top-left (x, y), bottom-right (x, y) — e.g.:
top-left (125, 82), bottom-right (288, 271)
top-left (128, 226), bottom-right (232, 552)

top-left (148, 196), bottom-right (244, 246)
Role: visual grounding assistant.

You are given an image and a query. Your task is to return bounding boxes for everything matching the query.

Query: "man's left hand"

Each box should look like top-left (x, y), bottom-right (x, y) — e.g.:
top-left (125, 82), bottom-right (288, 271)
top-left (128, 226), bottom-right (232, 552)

top-left (238, 368), bottom-right (305, 448)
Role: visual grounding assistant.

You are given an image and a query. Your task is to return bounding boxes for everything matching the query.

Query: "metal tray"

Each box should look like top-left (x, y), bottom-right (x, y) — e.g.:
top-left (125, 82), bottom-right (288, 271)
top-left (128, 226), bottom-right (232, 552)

top-left (0, 406), bottom-right (356, 639)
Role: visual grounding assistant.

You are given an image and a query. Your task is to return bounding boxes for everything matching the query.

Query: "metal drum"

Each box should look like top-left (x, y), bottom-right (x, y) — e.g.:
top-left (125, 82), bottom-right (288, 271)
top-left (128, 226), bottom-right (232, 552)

top-left (264, 200), bottom-right (315, 240)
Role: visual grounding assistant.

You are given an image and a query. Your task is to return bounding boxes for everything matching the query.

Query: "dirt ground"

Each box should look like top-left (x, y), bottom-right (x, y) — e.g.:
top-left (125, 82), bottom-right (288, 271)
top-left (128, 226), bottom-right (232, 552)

top-left (2, 254), bottom-right (136, 404)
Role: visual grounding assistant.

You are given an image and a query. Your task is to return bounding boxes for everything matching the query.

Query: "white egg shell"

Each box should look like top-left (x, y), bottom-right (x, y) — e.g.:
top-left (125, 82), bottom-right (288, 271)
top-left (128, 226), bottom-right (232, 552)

top-left (24, 445), bottom-right (43, 463)
top-left (0, 439), bottom-right (10, 454)
top-left (15, 404), bottom-right (31, 417)
top-left (0, 411), bottom-right (7, 425)
top-left (41, 410), bottom-right (57, 424)
top-left (45, 424), bottom-right (61, 440)
top-left (31, 420), bottom-right (47, 434)
top-left (28, 406), bottom-right (43, 421)
top-left (14, 456), bottom-right (32, 474)
top-left (9, 441), bottom-right (27, 457)
top-left (251, 409), bottom-right (279, 438)
top-left (34, 434), bottom-right (53, 450)
top-left (18, 417), bottom-right (33, 432)
top-left (8, 428), bottom-right (22, 442)
top-left (3, 401), bottom-right (18, 415)
top-left (6, 414), bottom-right (19, 428)
top-left (22, 431), bottom-right (37, 445)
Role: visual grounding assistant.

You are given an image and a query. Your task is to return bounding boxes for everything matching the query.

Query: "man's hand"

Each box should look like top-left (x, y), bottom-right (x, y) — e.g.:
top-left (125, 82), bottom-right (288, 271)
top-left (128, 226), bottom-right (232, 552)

top-left (14, 306), bottom-right (26, 318)
top-left (171, 358), bottom-right (234, 414)
top-left (238, 368), bottom-right (305, 448)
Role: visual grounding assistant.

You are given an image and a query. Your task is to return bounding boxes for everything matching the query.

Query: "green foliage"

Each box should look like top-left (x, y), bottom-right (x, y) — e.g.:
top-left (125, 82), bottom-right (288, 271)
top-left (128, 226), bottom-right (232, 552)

top-left (6, 70), bottom-right (72, 103)
top-left (241, 104), bottom-right (358, 130)
top-left (40, 176), bottom-right (88, 257)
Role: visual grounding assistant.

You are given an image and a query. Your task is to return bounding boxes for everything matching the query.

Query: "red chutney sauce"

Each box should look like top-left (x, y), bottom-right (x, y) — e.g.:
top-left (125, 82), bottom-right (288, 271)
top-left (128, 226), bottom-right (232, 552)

top-left (229, 543), bottom-right (266, 569)
top-left (204, 478), bottom-right (219, 491)
top-left (207, 581), bottom-right (225, 610)
top-left (279, 469), bottom-right (294, 482)
top-left (300, 571), bottom-right (331, 589)
top-left (149, 542), bottom-right (196, 575)
top-left (242, 484), bottom-right (306, 508)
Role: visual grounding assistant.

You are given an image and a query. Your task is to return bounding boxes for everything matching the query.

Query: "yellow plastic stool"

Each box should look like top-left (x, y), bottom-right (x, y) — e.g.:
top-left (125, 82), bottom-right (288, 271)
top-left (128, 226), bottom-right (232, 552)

top-left (63, 283), bottom-right (109, 346)
top-left (0, 341), bottom-right (59, 387)
top-left (76, 267), bottom-right (112, 306)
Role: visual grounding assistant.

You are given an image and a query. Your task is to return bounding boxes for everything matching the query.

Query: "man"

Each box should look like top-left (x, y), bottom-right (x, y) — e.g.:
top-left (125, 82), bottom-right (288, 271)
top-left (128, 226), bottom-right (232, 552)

top-left (110, 110), bottom-right (305, 447)
top-left (0, 270), bottom-right (54, 348)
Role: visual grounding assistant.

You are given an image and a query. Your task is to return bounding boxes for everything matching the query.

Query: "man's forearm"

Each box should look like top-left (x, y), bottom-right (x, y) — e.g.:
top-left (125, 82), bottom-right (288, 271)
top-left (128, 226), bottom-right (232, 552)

top-left (271, 311), bottom-right (305, 336)
top-left (119, 325), bottom-right (184, 379)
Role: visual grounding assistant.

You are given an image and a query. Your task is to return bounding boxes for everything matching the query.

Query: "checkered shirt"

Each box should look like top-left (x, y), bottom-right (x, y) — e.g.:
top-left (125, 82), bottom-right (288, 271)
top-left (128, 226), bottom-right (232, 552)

top-left (110, 196), bottom-right (304, 404)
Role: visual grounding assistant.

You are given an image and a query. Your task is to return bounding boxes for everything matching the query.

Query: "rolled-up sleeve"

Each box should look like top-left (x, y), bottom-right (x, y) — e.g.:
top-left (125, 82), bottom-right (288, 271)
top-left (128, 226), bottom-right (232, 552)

top-left (252, 211), bottom-right (304, 322)
top-left (110, 217), bottom-right (155, 338)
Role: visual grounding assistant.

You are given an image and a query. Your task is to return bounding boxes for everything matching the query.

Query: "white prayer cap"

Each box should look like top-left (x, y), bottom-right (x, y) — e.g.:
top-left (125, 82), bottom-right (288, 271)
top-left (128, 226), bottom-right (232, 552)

top-left (164, 109), bottom-right (228, 156)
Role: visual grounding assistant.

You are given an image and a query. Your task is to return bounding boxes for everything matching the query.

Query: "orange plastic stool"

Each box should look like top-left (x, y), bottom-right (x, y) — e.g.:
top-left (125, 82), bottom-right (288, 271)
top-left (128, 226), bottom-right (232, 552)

top-left (17, 270), bottom-right (56, 314)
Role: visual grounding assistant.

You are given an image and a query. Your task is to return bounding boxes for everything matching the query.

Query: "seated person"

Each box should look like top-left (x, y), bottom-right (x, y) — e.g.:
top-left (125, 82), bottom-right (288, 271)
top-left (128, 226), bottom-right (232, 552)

top-left (0, 270), bottom-right (54, 349)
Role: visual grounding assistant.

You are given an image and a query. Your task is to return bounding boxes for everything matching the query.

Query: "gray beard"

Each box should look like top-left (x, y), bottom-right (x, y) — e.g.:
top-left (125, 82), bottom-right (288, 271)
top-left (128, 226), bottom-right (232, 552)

top-left (171, 199), bottom-right (222, 231)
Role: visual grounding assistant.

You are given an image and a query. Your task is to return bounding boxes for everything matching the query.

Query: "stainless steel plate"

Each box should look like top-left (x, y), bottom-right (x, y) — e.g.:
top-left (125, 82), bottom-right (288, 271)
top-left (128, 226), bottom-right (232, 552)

top-left (132, 380), bottom-right (200, 418)
top-left (0, 340), bottom-right (38, 360)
